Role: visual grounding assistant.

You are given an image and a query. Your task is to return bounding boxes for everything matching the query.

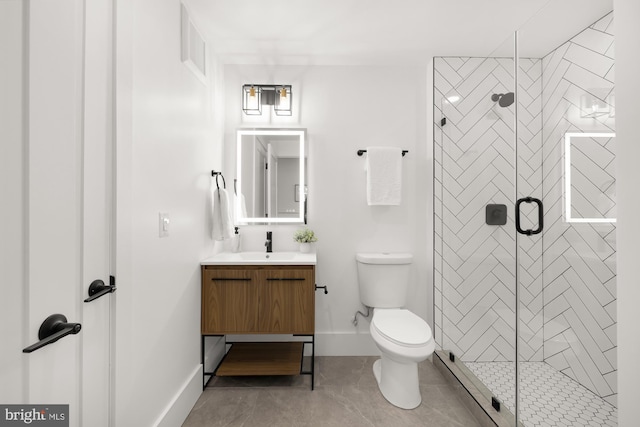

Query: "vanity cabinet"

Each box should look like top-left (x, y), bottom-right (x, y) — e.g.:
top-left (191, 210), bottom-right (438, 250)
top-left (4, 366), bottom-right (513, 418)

top-left (201, 268), bottom-right (258, 333)
top-left (201, 263), bottom-right (316, 389)
top-left (201, 265), bottom-right (315, 334)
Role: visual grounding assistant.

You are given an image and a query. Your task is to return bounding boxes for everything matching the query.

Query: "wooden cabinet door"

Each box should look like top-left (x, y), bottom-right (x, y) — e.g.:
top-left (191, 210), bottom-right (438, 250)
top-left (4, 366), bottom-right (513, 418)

top-left (258, 267), bottom-right (314, 334)
top-left (202, 268), bottom-right (258, 333)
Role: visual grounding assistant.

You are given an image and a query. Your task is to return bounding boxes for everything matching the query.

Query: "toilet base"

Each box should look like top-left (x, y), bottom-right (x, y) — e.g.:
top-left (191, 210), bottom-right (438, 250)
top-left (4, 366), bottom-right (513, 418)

top-left (373, 357), bottom-right (421, 410)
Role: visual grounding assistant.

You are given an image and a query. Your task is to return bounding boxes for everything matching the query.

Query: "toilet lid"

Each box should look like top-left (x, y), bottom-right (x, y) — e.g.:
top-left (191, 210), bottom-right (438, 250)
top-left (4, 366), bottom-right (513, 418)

top-left (372, 309), bottom-right (432, 347)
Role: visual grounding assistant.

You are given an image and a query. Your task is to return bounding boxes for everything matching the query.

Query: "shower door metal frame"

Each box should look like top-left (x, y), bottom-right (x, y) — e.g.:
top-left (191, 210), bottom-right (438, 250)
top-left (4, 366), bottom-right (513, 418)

top-left (513, 30), bottom-right (521, 427)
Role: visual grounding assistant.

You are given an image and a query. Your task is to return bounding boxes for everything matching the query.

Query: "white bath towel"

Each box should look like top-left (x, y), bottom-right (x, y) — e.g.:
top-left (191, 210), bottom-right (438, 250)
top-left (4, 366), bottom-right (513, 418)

top-left (365, 146), bottom-right (402, 205)
top-left (210, 181), bottom-right (234, 241)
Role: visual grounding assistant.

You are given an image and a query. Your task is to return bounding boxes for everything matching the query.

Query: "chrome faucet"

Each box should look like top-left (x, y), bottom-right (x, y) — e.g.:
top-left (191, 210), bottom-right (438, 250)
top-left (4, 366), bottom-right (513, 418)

top-left (265, 231), bottom-right (273, 253)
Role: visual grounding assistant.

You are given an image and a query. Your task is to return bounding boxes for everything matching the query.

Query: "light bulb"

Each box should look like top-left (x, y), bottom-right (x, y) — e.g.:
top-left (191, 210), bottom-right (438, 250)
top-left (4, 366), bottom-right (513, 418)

top-left (278, 87), bottom-right (290, 110)
top-left (246, 86), bottom-right (259, 111)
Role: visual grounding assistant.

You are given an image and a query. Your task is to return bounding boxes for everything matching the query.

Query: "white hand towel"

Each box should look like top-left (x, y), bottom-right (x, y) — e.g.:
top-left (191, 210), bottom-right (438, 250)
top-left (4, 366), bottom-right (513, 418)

top-left (210, 181), bottom-right (234, 241)
top-left (365, 146), bottom-right (402, 206)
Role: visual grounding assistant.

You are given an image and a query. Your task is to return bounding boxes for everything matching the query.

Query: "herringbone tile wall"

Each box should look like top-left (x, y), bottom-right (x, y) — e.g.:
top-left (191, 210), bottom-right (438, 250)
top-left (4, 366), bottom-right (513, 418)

top-left (434, 11), bottom-right (616, 406)
top-left (541, 12), bottom-right (616, 406)
top-left (434, 54), bottom-right (544, 364)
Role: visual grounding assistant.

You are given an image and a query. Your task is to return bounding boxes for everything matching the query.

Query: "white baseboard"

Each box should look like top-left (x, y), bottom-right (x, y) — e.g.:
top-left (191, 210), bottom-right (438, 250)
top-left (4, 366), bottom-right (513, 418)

top-left (315, 331), bottom-right (380, 356)
top-left (153, 365), bottom-right (202, 427)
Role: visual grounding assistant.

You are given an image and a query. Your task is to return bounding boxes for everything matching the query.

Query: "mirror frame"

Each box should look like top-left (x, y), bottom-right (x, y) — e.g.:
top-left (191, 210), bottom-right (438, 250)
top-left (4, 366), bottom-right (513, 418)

top-left (236, 128), bottom-right (306, 224)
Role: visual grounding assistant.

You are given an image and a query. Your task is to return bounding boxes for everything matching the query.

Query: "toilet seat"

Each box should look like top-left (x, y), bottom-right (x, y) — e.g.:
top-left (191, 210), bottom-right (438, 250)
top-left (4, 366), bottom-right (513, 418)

top-left (372, 309), bottom-right (432, 348)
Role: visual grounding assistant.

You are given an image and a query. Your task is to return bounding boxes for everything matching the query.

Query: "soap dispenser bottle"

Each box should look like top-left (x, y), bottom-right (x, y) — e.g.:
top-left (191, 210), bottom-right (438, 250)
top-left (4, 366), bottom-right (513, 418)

top-left (231, 227), bottom-right (241, 253)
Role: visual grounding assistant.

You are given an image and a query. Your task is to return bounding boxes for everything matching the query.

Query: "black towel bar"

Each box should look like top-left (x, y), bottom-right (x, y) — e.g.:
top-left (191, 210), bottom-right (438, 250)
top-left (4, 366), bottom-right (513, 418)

top-left (357, 149), bottom-right (408, 157)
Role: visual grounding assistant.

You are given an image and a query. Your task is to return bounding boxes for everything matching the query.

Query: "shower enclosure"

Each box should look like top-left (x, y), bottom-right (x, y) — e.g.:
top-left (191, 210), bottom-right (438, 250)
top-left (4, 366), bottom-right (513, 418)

top-left (434, 5), bottom-right (616, 427)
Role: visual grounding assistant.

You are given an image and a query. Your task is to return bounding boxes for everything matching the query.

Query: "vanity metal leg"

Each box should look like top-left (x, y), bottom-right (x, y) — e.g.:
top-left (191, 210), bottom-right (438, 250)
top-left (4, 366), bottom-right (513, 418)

top-left (201, 335), bottom-right (205, 389)
top-left (298, 334), bottom-right (315, 390)
top-left (311, 334), bottom-right (315, 390)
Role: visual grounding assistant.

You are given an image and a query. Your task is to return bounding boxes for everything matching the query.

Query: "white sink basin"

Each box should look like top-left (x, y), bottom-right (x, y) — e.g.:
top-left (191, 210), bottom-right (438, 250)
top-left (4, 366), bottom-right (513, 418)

top-left (239, 252), bottom-right (295, 261)
top-left (201, 251), bottom-right (316, 265)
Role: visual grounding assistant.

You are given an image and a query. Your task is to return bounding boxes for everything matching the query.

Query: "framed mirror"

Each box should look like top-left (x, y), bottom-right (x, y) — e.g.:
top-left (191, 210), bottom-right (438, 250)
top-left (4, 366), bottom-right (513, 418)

top-left (236, 129), bottom-right (307, 224)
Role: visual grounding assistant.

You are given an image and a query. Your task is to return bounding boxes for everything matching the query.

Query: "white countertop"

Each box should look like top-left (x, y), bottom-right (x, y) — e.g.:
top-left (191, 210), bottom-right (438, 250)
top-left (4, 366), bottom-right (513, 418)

top-left (201, 251), bottom-right (317, 266)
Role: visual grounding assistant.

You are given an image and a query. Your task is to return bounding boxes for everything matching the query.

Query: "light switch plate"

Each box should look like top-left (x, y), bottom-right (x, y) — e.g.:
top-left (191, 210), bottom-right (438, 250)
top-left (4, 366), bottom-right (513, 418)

top-left (159, 212), bottom-right (170, 237)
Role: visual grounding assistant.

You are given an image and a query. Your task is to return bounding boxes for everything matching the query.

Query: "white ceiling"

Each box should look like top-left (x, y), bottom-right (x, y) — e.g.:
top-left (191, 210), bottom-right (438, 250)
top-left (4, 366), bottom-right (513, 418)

top-left (187, 0), bottom-right (613, 65)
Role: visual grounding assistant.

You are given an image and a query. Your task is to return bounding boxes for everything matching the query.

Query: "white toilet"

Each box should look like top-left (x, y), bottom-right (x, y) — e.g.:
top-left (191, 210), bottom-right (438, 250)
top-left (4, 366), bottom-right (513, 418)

top-left (356, 252), bottom-right (435, 410)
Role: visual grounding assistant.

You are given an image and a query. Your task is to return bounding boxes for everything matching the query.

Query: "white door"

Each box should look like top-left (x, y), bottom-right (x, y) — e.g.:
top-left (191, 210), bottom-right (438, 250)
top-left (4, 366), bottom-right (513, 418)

top-left (0, 1), bottom-right (113, 426)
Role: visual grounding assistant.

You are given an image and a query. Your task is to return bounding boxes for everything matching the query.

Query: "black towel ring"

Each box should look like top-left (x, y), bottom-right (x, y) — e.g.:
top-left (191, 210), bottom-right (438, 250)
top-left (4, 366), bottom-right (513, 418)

top-left (211, 170), bottom-right (226, 189)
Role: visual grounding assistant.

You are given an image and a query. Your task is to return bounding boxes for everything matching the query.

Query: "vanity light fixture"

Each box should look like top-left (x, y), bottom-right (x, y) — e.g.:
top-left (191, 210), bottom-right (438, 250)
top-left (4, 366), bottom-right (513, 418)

top-left (243, 85), bottom-right (261, 115)
top-left (242, 84), bottom-right (292, 116)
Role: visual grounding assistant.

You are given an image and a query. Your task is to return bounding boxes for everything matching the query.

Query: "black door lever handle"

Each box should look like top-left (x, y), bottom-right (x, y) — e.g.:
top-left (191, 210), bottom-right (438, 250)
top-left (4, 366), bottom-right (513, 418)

top-left (84, 279), bottom-right (116, 303)
top-left (23, 314), bottom-right (82, 353)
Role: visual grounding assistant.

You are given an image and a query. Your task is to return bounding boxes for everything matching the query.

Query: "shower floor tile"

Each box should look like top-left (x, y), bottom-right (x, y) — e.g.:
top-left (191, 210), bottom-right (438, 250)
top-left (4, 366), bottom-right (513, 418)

top-left (465, 361), bottom-right (617, 427)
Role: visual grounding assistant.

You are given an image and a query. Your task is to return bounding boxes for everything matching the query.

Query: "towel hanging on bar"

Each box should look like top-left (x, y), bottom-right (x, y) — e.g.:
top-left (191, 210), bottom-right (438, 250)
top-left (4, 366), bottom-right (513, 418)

top-left (210, 172), bottom-right (233, 240)
top-left (365, 146), bottom-right (403, 206)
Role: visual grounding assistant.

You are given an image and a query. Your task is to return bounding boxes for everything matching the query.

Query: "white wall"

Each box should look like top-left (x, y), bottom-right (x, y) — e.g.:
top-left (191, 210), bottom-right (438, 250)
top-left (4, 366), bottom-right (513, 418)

top-left (114, 0), bottom-right (222, 425)
top-left (0, 0), bottom-right (25, 403)
top-left (222, 64), bottom-right (430, 355)
top-left (613, 0), bottom-right (640, 424)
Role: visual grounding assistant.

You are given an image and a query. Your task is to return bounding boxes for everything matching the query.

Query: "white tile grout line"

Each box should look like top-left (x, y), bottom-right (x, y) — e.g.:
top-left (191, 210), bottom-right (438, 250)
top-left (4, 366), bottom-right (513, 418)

top-left (465, 361), bottom-right (617, 427)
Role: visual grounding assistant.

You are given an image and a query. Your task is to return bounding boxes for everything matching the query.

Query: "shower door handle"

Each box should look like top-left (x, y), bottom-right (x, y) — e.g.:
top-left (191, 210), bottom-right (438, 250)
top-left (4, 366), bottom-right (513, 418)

top-left (515, 197), bottom-right (543, 236)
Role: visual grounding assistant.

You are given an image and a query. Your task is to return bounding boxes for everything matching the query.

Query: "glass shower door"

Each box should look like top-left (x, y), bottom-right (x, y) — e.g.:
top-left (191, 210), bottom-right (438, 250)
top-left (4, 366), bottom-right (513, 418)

top-left (434, 33), bottom-right (519, 426)
top-left (515, 5), bottom-right (618, 426)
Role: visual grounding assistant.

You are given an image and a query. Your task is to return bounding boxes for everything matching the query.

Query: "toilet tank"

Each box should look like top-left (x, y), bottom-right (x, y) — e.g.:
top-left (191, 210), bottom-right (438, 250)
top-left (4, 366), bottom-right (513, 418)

top-left (356, 253), bottom-right (413, 308)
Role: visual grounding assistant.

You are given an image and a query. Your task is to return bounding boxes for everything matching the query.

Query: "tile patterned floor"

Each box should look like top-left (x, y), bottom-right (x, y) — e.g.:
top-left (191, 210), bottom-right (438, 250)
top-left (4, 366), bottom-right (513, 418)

top-left (182, 356), bottom-right (482, 427)
top-left (465, 361), bottom-right (617, 427)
